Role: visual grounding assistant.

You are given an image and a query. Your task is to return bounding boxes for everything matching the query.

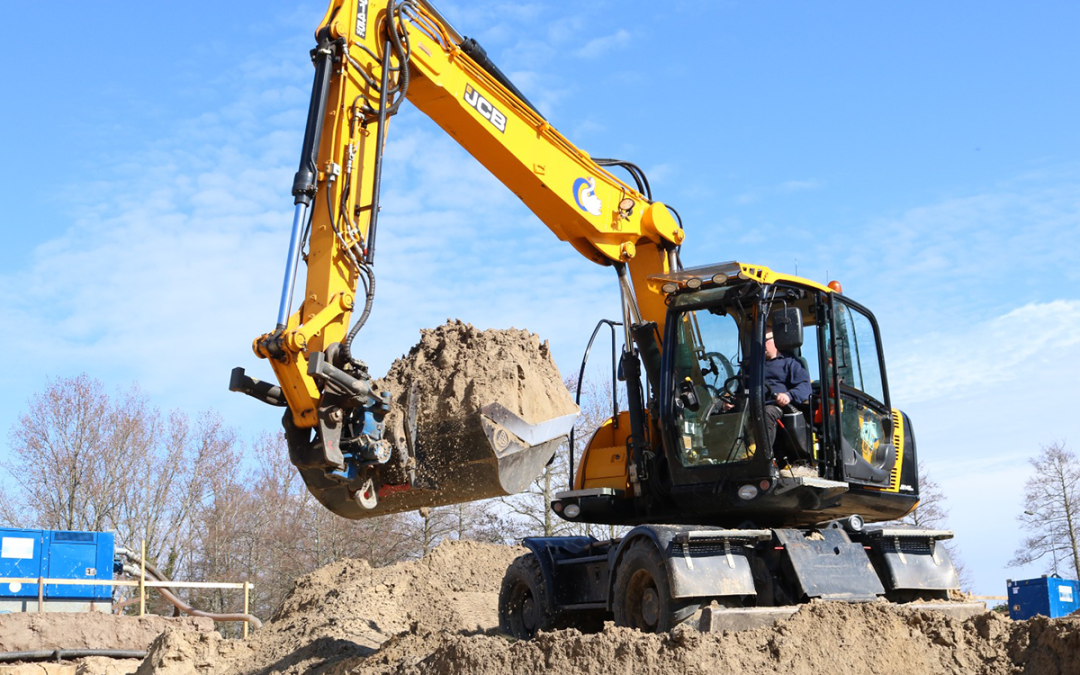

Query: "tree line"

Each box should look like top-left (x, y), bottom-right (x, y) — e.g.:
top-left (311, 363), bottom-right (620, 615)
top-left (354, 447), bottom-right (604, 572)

top-left (0, 374), bottom-right (618, 630)
top-left (6, 373), bottom-right (1032, 630)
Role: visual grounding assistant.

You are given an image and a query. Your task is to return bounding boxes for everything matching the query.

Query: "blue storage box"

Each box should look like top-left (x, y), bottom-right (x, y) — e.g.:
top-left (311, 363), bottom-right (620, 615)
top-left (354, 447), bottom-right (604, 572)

top-left (0, 528), bottom-right (114, 611)
top-left (1006, 576), bottom-right (1080, 620)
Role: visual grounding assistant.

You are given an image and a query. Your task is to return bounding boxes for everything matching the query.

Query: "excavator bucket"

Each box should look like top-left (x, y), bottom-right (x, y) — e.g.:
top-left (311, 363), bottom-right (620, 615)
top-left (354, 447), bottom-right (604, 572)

top-left (294, 402), bottom-right (578, 520)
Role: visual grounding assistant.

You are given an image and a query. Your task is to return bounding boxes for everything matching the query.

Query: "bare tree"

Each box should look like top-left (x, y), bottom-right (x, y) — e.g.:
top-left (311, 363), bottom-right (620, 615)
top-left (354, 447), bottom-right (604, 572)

top-left (5, 374), bottom-right (111, 530)
top-left (186, 415), bottom-right (247, 627)
top-left (4, 377), bottom-right (240, 591)
top-left (244, 433), bottom-right (312, 616)
top-left (446, 499), bottom-right (519, 544)
top-left (1010, 442), bottom-right (1080, 580)
top-left (899, 464), bottom-right (948, 528)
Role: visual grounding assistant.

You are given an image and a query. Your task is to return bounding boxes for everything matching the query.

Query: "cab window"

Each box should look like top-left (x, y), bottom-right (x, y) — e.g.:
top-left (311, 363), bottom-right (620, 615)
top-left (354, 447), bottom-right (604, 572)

top-left (670, 307), bottom-right (752, 467)
top-left (832, 301), bottom-right (886, 405)
top-left (826, 299), bottom-right (894, 479)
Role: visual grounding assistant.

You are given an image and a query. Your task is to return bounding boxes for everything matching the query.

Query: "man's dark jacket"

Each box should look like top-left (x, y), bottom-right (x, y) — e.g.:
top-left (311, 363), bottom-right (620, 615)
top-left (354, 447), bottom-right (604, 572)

top-left (764, 353), bottom-right (811, 404)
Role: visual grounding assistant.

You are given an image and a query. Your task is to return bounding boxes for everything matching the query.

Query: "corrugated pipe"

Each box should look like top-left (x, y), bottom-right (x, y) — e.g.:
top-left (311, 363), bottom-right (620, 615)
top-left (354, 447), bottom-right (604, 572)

top-left (119, 555), bottom-right (262, 630)
top-left (0, 649), bottom-right (147, 662)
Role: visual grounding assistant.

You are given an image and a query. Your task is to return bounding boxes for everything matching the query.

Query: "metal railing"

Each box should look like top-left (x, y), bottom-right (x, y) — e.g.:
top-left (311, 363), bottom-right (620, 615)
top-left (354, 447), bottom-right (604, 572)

top-left (0, 576), bottom-right (256, 638)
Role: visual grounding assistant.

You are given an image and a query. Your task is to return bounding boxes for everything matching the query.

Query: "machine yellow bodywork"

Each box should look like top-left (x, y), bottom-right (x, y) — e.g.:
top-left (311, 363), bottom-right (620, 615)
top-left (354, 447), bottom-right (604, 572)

top-left (255, 0), bottom-right (682, 428)
top-left (235, 0), bottom-right (922, 528)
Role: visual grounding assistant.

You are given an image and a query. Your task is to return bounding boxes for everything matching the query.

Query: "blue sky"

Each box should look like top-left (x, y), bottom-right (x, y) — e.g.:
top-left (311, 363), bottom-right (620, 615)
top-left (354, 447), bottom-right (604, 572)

top-left (2, 1), bottom-right (1079, 597)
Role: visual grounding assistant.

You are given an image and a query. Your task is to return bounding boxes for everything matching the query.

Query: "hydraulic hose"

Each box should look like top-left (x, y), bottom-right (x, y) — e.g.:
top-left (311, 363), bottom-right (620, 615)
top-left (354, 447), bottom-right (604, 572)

top-left (118, 555), bottom-right (262, 630)
top-left (568, 319), bottom-right (622, 489)
top-left (592, 158), bottom-right (652, 200)
top-left (341, 258), bottom-right (375, 368)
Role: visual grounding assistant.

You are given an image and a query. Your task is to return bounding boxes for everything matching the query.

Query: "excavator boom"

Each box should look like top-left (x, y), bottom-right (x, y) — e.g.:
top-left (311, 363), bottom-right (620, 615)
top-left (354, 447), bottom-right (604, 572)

top-left (233, 0), bottom-right (686, 517)
top-left (267, 0), bottom-right (683, 418)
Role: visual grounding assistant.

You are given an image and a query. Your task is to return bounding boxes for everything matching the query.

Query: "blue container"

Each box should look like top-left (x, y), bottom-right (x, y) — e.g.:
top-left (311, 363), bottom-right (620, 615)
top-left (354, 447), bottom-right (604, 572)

top-left (0, 528), bottom-right (114, 604)
top-left (1006, 576), bottom-right (1080, 620)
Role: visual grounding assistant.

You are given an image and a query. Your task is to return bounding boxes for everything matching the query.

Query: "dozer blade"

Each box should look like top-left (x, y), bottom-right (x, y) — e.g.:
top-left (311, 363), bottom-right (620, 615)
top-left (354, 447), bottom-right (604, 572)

top-left (295, 403), bottom-right (578, 519)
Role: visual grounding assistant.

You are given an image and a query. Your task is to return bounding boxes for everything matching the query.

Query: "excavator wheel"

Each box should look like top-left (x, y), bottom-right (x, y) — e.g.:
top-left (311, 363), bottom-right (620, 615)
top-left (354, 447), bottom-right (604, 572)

top-left (613, 539), bottom-right (699, 633)
top-left (499, 553), bottom-right (564, 639)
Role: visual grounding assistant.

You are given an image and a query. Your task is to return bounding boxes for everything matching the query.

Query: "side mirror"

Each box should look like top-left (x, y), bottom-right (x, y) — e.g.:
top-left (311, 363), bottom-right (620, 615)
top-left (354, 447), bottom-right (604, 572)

top-left (770, 308), bottom-right (803, 351)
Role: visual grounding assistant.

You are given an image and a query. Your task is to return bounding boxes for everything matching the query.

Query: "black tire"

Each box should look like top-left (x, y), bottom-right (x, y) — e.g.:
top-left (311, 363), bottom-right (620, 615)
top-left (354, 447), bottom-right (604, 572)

top-left (612, 539), bottom-right (699, 633)
top-left (499, 553), bottom-right (561, 639)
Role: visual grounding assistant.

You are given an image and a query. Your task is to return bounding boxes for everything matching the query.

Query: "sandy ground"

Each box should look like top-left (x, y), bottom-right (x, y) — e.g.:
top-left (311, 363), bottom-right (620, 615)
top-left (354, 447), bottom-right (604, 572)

top-left (5, 541), bottom-right (1080, 675)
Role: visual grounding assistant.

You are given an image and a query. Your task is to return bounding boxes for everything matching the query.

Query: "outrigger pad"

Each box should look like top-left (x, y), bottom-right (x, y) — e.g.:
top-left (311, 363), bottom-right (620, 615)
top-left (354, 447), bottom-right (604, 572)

top-left (774, 527), bottom-right (885, 601)
top-left (862, 527), bottom-right (961, 592)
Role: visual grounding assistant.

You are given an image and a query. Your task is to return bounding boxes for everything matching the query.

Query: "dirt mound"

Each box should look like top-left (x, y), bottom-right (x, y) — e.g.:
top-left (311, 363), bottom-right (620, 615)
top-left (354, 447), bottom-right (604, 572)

top-left (350, 602), bottom-right (1080, 675)
top-left (0, 614), bottom-right (212, 653)
top-left (364, 321), bottom-right (578, 514)
top-left (380, 320), bottom-right (577, 435)
top-left (127, 541), bottom-right (1080, 675)
top-left (193, 540), bottom-right (523, 675)
top-left (135, 629), bottom-right (252, 675)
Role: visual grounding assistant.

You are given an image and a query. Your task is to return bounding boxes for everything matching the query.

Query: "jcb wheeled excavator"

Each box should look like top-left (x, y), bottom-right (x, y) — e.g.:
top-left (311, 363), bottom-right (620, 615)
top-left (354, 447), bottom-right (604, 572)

top-left (231, 0), bottom-right (962, 635)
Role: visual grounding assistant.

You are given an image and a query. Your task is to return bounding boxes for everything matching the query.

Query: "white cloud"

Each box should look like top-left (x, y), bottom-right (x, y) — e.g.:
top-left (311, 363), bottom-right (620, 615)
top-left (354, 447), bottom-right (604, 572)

top-left (880, 299), bottom-right (1080, 595)
top-left (575, 29), bottom-right (631, 59)
top-left (0, 47), bottom-right (621, 446)
top-left (889, 299), bottom-right (1080, 404)
top-left (779, 179), bottom-right (822, 192)
top-left (829, 167), bottom-right (1080, 336)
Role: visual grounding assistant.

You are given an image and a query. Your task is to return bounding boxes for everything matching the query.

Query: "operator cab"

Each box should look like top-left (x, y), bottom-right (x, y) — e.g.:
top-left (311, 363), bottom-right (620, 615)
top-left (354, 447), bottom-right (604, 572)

top-left (556, 262), bottom-right (920, 528)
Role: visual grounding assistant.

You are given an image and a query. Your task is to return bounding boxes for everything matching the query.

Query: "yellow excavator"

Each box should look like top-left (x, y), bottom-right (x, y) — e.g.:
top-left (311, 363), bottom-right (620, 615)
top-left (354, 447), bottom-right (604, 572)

top-left (231, 0), bottom-right (962, 635)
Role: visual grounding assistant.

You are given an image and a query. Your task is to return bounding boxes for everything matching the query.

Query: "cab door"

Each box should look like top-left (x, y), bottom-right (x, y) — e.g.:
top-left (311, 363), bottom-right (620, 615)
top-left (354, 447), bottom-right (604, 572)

top-left (822, 296), bottom-right (896, 487)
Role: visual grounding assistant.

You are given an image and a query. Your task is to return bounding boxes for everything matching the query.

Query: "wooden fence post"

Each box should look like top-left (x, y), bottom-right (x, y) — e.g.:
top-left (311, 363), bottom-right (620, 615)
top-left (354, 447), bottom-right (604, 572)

top-left (243, 581), bottom-right (251, 638)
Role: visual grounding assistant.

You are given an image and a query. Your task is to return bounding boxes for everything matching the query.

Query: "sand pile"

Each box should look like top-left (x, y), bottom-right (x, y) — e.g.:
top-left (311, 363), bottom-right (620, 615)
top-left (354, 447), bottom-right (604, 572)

top-left (358, 604), bottom-right (1080, 675)
top-left (0, 614), bottom-right (212, 653)
top-left (133, 540), bottom-right (521, 675)
top-left (127, 540), bottom-right (1080, 675)
top-left (11, 541), bottom-right (1080, 675)
top-left (380, 320), bottom-right (577, 440)
top-left (0, 614), bottom-right (213, 675)
top-left (226, 541), bottom-right (524, 674)
top-left (366, 321), bottom-right (578, 513)
top-left (292, 322), bottom-right (577, 519)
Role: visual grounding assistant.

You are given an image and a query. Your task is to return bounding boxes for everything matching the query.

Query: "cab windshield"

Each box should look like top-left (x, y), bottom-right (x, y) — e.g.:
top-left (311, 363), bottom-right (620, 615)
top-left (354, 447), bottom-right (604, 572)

top-left (670, 298), bottom-right (752, 467)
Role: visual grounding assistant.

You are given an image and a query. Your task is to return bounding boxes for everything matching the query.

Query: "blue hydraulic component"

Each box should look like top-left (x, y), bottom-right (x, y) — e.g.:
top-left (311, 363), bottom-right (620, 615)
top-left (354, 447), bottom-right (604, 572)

top-left (327, 454), bottom-right (360, 483)
top-left (1007, 576), bottom-right (1080, 620)
top-left (0, 528), bottom-right (114, 607)
top-left (359, 407), bottom-right (392, 463)
top-left (326, 406), bottom-right (391, 483)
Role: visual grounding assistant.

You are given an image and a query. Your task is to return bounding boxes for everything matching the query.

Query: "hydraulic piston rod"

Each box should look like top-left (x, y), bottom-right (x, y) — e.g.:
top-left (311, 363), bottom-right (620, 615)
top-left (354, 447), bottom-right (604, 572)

top-left (276, 38), bottom-right (337, 329)
top-left (276, 202), bottom-right (309, 329)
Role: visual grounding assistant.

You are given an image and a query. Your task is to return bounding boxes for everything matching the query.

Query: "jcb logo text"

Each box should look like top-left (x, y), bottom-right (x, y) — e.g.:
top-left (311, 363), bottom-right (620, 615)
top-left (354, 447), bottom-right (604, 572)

top-left (464, 85), bottom-right (507, 133)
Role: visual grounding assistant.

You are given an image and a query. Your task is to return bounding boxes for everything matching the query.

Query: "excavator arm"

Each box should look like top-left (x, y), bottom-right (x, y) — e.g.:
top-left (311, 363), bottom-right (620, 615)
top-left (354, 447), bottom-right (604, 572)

top-left (232, 0), bottom-right (684, 514)
top-left (250, 0), bottom-right (683, 428)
